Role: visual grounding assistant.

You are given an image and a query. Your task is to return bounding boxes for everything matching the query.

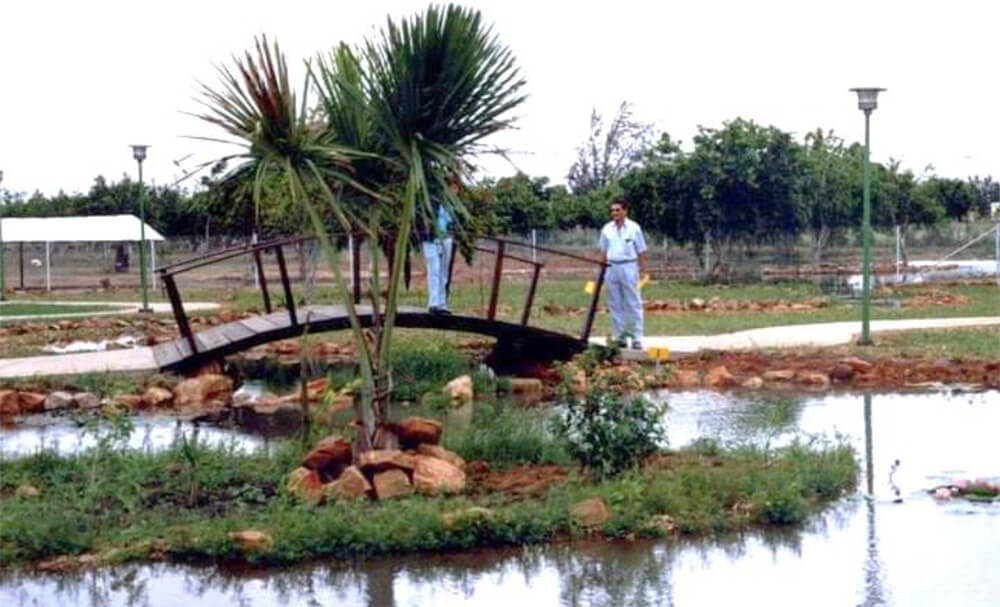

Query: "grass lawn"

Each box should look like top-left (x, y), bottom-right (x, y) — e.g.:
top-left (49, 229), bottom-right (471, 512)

top-left (0, 303), bottom-right (122, 319)
top-left (849, 326), bottom-right (1000, 360)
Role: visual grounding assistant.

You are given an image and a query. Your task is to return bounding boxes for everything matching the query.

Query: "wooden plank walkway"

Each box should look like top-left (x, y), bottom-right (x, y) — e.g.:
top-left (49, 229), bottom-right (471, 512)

top-left (152, 304), bottom-right (585, 372)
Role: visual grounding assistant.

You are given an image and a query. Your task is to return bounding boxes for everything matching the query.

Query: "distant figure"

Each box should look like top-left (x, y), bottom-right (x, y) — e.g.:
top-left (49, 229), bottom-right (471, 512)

top-left (599, 196), bottom-right (647, 349)
top-left (30, 258), bottom-right (42, 268)
top-left (422, 180), bottom-right (457, 315)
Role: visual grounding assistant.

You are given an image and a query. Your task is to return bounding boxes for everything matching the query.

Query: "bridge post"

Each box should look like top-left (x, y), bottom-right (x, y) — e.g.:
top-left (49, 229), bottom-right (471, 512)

top-left (520, 263), bottom-right (542, 325)
top-left (253, 249), bottom-right (272, 313)
top-left (275, 244), bottom-right (297, 326)
top-left (162, 272), bottom-right (198, 354)
top-left (488, 240), bottom-right (505, 320)
top-left (580, 263), bottom-right (607, 341)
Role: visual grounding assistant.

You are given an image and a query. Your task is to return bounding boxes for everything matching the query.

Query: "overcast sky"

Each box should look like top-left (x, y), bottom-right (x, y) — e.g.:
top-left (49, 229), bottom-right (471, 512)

top-left (1, 0), bottom-right (996, 196)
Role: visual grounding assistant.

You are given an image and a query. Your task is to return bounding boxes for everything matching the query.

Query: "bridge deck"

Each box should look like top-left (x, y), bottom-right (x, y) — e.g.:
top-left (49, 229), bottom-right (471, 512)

top-left (152, 304), bottom-right (586, 372)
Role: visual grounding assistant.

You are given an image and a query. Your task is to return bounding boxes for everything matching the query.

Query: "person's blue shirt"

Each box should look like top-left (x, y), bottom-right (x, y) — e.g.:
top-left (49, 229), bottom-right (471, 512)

top-left (434, 203), bottom-right (452, 238)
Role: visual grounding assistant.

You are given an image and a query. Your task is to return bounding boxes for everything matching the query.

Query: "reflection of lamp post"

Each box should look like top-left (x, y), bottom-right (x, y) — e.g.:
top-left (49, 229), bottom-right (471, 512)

top-left (0, 169), bottom-right (5, 301)
top-left (849, 88), bottom-right (885, 345)
top-left (131, 145), bottom-right (151, 312)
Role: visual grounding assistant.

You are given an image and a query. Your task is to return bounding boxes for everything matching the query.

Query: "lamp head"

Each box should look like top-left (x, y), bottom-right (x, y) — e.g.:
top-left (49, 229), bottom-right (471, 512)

top-left (131, 145), bottom-right (149, 163)
top-left (849, 88), bottom-right (886, 112)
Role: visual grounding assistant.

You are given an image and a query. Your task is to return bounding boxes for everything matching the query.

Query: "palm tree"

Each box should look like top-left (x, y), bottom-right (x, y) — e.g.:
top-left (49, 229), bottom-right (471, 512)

top-left (196, 4), bottom-right (525, 453)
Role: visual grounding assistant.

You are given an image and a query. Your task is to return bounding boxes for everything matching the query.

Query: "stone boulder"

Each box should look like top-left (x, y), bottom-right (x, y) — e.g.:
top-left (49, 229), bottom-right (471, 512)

top-left (302, 434), bottom-right (353, 481)
top-left (112, 394), bottom-right (144, 409)
top-left (325, 466), bottom-right (371, 501)
top-left (173, 374), bottom-right (233, 410)
top-left (44, 391), bottom-right (75, 411)
top-left (18, 392), bottom-right (47, 414)
top-left (142, 386), bottom-right (174, 408)
top-left (571, 497), bottom-right (610, 528)
top-left (286, 466), bottom-right (326, 504)
top-left (763, 369), bottom-right (796, 382)
top-left (668, 369), bottom-right (700, 389)
top-left (412, 455), bottom-right (466, 496)
top-left (829, 364), bottom-right (855, 383)
top-left (416, 443), bottom-right (467, 470)
top-left (398, 417), bottom-right (443, 447)
top-left (704, 366), bottom-right (738, 388)
top-left (72, 392), bottom-right (100, 409)
top-left (795, 370), bottom-right (831, 390)
top-left (15, 484), bottom-right (41, 498)
top-left (0, 390), bottom-right (20, 415)
top-left (443, 375), bottom-right (473, 406)
top-left (228, 530), bottom-right (273, 553)
top-left (358, 449), bottom-right (418, 475)
top-left (508, 378), bottom-right (543, 395)
top-left (839, 357), bottom-right (873, 373)
top-left (372, 469), bottom-right (414, 500)
top-left (741, 376), bottom-right (764, 390)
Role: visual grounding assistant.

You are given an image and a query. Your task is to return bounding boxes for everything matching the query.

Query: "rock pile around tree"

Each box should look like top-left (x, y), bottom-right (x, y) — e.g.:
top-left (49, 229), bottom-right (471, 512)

top-left (286, 416), bottom-right (467, 503)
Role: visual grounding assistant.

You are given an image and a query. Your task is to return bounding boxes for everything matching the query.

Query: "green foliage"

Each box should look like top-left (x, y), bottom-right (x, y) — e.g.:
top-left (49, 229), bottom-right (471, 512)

top-left (551, 390), bottom-right (666, 478)
top-left (443, 401), bottom-right (571, 467)
top-left (391, 341), bottom-right (471, 401)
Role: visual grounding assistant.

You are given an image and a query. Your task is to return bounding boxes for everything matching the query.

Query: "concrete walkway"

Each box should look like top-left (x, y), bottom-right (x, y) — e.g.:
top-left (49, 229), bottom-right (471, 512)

top-left (0, 300), bottom-right (219, 323)
top-left (0, 316), bottom-right (997, 379)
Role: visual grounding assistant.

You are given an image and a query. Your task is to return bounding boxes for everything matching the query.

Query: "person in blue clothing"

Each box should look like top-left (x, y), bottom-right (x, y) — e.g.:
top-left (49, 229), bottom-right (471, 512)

top-left (422, 179), bottom-right (458, 314)
top-left (599, 196), bottom-right (647, 349)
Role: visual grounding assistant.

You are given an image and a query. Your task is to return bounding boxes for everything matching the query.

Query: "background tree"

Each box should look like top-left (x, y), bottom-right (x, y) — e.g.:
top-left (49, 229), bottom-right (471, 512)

top-left (872, 160), bottom-right (944, 265)
top-left (567, 101), bottom-right (654, 195)
top-left (801, 129), bottom-right (857, 261)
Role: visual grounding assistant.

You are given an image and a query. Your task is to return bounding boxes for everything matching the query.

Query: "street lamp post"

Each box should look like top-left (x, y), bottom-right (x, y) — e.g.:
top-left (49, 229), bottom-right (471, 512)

top-left (131, 145), bottom-right (151, 312)
top-left (849, 88), bottom-right (885, 346)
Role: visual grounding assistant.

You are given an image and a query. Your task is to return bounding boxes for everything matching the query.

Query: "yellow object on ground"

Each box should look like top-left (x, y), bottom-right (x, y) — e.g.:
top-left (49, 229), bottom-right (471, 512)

top-left (584, 280), bottom-right (596, 295)
top-left (646, 346), bottom-right (669, 361)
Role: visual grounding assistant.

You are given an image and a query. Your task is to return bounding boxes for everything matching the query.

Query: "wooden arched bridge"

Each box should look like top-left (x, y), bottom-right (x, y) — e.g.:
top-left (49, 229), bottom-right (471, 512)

top-left (152, 235), bottom-right (607, 372)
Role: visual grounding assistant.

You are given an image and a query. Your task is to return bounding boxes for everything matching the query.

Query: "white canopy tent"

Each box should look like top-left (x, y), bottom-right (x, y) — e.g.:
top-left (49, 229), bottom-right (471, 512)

top-left (0, 215), bottom-right (165, 291)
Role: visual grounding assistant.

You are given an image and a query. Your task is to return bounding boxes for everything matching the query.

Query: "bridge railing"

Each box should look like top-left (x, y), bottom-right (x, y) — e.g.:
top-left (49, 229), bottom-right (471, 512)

top-left (158, 235), bottom-right (317, 354)
top-left (158, 233), bottom-right (607, 355)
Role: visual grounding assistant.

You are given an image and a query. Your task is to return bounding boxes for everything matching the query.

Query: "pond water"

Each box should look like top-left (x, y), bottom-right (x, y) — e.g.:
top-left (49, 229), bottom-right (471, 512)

top-left (2, 389), bottom-right (998, 606)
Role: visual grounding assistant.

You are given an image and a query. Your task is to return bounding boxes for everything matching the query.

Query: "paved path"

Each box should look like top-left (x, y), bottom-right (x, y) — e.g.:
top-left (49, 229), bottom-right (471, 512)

top-left (0, 316), bottom-right (997, 379)
top-left (0, 300), bottom-right (219, 323)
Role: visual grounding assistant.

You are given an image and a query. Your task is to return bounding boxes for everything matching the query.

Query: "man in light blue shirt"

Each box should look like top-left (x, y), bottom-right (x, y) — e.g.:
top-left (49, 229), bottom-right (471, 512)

top-left (422, 184), bottom-right (455, 314)
top-left (598, 196), bottom-right (647, 349)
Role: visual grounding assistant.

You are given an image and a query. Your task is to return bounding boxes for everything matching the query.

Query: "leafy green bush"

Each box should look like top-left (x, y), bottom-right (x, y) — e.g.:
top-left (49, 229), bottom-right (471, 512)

top-left (551, 390), bottom-right (666, 478)
top-left (444, 402), bottom-right (571, 467)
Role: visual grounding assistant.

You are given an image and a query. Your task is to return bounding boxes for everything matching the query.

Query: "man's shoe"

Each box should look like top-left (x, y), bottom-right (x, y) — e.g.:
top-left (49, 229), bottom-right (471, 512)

top-left (631, 341), bottom-right (643, 350)
top-left (428, 307), bottom-right (452, 316)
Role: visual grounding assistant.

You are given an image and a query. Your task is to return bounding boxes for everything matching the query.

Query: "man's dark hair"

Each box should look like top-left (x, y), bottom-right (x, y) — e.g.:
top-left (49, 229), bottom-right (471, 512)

top-left (610, 196), bottom-right (628, 209)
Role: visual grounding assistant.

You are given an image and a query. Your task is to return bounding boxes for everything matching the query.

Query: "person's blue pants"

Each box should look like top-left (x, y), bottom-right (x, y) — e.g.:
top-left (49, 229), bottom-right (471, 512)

top-left (423, 237), bottom-right (453, 309)
top-left (606, 261), bottom-right (643, 344)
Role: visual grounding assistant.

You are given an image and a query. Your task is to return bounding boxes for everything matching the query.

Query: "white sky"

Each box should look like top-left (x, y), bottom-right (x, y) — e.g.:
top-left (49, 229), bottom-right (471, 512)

top-left (1, 0), bottom-right (997, 196)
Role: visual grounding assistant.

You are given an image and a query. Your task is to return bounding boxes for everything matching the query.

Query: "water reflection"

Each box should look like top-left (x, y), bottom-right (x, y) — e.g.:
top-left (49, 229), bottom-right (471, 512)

top-left (2, 390), bottom-right (998, 606)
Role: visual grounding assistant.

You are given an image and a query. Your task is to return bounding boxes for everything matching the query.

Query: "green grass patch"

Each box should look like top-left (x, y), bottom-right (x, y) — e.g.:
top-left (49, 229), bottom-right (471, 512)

top-left (0, 406), bottom-right (858, 567)
top-left (849, 326), bottom-right (1000, 360)
top-left (0, 303), bottom-right (121, 318)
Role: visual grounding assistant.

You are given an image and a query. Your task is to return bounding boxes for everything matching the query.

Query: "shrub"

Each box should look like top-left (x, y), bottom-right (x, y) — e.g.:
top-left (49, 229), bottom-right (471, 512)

top-left (551, 390), bottom-right (666, 478)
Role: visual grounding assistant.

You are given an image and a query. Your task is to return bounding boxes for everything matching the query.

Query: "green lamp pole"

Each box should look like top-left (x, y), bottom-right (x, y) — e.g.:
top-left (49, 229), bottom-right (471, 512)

top-left (0, 169), bottom-right (5, 302)
top-left (131, 145), bottom-right (151, 313)
top-left (849, 88), bottom-right (885, 346)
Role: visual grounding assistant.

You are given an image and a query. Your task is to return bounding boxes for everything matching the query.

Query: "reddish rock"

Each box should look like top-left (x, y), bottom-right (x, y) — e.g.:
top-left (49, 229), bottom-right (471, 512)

top-left (18, 392), bottom-right (47, 413)
top-left (72, 392), bottom-right (100, 409)
top-left (668, 369), bottom-right (700, 388)
top-left (372, 469), bottom-right (414, 500)
top-left (416, 443), bottom-right (467, 470)
top-left (142, 387), bottom-right (174, 408)
top-left (741, 376), bottom-right (764, 390)
top-left (325, 466), bottom-right (371, 500)
top-left (796, 370), bottom-right (831, 389)
top-left (286, 466), bottom-right (325, 504)
top-left (704, 366), bottom-right (738, 388)
top-left (412, 455), bottom-right (466, 496)
top-left (763, 369), bottom-right (796, 382)
top-left (571, 497), bottom-right (610, 528)
top-left (398, 417), bottom-right (443, 447)
top-left (829, 364), bottom-right (855, 383)
top-left (302, 434), bottom-right (353, 481)
top-left (508, 378), bottom-right (543, 394)
top-left (358, 449), bottom-right (418, 474)
top-left (228, 530), bottom-right (273, 552)
top-left (113, 394), bottom-right (144, 409)
top-left (839, 357), bottom-right (873, 373)
top-left (0, 390), bottom-right (20, 415)
top-left (443, 375), bottom-right (473, 406)
top-left (173, 374), bottom-right (233, 409)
